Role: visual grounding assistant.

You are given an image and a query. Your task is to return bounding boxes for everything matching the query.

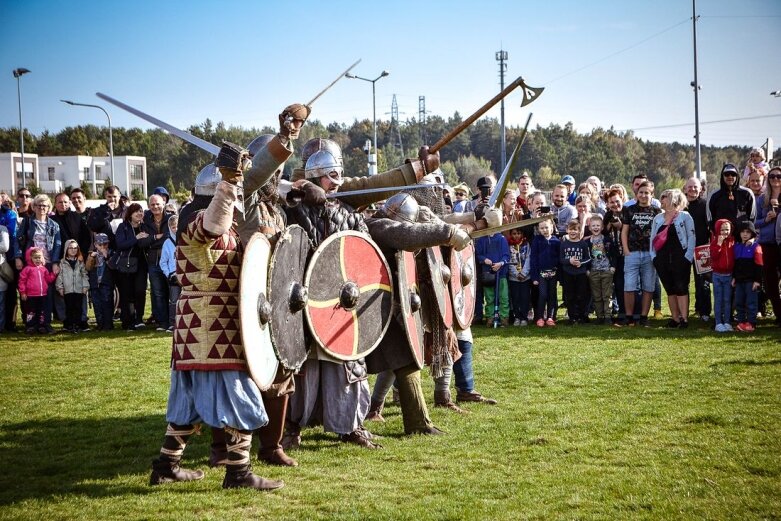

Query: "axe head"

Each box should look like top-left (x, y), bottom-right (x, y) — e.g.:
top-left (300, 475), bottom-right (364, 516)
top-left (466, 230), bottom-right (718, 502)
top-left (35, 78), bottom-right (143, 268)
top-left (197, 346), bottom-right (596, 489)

top-left (520, 83), bottom-right (545, 107)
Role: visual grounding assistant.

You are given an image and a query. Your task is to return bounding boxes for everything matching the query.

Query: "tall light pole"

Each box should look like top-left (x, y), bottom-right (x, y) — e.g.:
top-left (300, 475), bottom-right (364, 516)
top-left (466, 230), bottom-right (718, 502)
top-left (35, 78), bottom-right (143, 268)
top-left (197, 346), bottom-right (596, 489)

top-left (496, 50), bottom-right (508, 171)
top-left (691, 0), bottom-right (702, 180)
top-left (61, 99), bottom-right (115, 188)
top-left (13, 68), bottom-right (31, 189)
top-left (345, 70), bottom-right (389, 175)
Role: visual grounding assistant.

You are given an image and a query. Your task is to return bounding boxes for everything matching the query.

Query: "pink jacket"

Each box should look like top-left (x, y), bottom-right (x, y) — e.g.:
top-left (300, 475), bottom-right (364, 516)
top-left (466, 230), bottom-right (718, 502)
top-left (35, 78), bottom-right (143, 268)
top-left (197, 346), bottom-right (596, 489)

top-left (19, 265), bottom-right (56, 297)
top-left (18, 248), bottom-right (57, 297)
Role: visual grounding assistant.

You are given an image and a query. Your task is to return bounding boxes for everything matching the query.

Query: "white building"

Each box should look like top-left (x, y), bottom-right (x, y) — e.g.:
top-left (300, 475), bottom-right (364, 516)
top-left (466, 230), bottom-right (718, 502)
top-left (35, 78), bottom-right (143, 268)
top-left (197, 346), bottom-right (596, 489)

top-left (0, 152), bottom-right (37, 194)
top-left (0, 153), bottom-right (146, 198)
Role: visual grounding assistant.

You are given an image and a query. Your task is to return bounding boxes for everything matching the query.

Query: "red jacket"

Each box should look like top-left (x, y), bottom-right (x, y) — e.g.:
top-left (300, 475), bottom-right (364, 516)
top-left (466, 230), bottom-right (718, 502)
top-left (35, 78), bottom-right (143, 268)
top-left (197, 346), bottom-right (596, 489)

top-left (18, 247), bottom-right (57, 297)
top-left (709, 219), bottom-right (735, 275)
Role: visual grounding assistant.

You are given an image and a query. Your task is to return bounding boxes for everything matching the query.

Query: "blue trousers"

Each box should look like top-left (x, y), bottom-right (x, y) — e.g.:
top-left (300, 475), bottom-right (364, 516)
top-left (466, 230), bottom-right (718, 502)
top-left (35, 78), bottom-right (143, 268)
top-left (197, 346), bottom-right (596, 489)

top-left (453, 339), bottom-right (474, 393)
top-left (712, 273), bottom-right (732, 325)
top-left (509, 279), bottom-right (530, 322)
top-left (734, 281), bottom-right (758, 325)
top-left (536, 278), bottom-right (558, 320)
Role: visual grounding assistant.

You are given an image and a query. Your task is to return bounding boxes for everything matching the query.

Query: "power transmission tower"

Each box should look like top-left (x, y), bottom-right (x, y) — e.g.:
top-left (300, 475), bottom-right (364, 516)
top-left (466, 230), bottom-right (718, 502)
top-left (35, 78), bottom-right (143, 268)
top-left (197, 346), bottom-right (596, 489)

top-left (386, 94), bottom-right (405, 156)
top-left (418, 96), bottom-right (427, 144)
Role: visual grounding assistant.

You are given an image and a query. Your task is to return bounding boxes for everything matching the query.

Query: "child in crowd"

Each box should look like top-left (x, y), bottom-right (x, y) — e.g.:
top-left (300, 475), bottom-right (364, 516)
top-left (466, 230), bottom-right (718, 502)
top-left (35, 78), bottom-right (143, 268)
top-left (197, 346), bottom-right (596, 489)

top-left (18, 247), bottom-right (57, 334)
top-left (559, 220), bottom-right (592, 324)
top-left (742, 148), bottom-right (768, 181)
top-left (530, 219), bottom-right (560, 327)
top-left (86, 233), bottom-right (115, 331)
top-left (56, 239), bottom-right (90, 333)
top-left (732, 222), bottom-right (763, 332)
top-left (709, 219), bottom-right (735, 332)
top-left (587, 215), bottom-right (616, 325)
top-left (507, 227), bottom-right (531, 326)
top-left (476, 231), bottom-right (510, 326)
top-left (160, 214), bottom-right (179, 333)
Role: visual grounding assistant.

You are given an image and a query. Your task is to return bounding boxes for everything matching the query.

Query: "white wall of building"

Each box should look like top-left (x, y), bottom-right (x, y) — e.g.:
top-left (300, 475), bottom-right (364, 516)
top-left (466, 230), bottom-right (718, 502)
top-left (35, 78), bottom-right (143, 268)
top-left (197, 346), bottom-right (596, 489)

top-left (0, 152), bottom-right (38, 194)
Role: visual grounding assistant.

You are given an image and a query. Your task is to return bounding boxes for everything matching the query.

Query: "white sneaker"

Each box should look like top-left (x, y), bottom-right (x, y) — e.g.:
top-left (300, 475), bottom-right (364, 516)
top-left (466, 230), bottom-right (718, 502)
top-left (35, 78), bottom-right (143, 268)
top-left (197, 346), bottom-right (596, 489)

top-left (513, 319), bottom-right (521, 326)
top-left (714, 323), bottom-right (725, 333)
top-left (723, 323), bottom-right (734, 332)
top-left (519, 320), bottom-right (528, 326)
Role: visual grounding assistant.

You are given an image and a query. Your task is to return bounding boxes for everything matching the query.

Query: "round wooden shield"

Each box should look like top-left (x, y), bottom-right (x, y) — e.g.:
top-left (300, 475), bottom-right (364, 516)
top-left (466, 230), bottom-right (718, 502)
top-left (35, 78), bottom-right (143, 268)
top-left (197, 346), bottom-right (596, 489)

top-left (304, 231), bottom-right (393, 361)
top-left (425, 247), bottom-right (454, 328)
top-left (396, 250), bottom-right (425, 369)
top-left (268, 225), bottom-right (310, 372)
top-left (238, 233), bottom-right (278, 391)
top-left (449, 242), bottom-right (476, 329)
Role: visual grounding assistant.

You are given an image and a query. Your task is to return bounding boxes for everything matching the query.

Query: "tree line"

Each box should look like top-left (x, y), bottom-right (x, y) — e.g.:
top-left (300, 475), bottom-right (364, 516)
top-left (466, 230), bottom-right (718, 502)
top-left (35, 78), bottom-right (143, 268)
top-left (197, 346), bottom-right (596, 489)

top-left (1, 114), bottom-right (774, 201)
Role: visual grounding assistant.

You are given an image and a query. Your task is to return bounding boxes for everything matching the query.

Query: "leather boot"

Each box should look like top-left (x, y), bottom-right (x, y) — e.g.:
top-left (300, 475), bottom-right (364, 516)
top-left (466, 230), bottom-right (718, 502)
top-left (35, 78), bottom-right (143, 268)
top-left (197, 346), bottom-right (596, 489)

top-left (209, 427), bottom-right (228, 467)
top-left (222, 427), bottom-right (284, 491)
top-left (365, 399), bottom-right (385, 422)
top-left (257, 394), bottom-right (298, 467)
top-left (433, 389), bottom-right (468, 414)
top-left (149, 423), bottom-right (205, 485)
top-left (456, 390), bottom-right (498, 405)
top-left (339, 429), bottom-right (382, 449)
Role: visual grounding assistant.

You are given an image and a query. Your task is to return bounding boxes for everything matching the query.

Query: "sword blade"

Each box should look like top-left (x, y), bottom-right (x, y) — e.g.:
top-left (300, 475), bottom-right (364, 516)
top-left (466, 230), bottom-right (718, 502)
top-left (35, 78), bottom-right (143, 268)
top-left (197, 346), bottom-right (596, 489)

top-left (327, 183), bottom-right (447, 199)
top-left (469, 214), bottom-right (553, 239)
top-left (306, 58), bottom-right (362, 107)
top-left (96, 92), bottom-right (221, 156)
top-left (489, 112), bottom-right (533, 209)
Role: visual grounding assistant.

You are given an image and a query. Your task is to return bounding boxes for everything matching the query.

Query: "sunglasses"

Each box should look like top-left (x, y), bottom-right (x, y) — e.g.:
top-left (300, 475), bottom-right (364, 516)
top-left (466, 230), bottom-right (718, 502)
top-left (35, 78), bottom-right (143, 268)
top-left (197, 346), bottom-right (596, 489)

top-left (19, 194), bottom-right (31, 198)
top-left (769, 174), bottom-right (781, 180)
top-left (723, 172), bottom-right (737, 178)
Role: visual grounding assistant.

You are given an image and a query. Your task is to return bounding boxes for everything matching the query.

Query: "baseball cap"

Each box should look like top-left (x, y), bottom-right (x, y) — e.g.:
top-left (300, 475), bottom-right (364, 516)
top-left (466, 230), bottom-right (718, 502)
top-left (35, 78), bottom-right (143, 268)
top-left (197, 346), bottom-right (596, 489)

top-left (94, 233), bottom-right (109, 245)
top-left (561, 175), bottom-right (575, 185)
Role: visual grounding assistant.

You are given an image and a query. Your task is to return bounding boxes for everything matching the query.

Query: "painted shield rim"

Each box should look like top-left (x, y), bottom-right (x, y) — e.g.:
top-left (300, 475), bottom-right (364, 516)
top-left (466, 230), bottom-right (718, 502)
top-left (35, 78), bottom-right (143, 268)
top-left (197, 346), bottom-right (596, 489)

top-left (267, 224), bottom-right (310, 372)
top-left (449, 242), bottom-right (476, 329)
top-left (303, 230), bottom-right (393, 361)
top-left (426, 247), bottom-right (454, 328)
top-left (396, 250), bottom-right (425, 368)
top-left (239, 232), bottom-right (279, 391)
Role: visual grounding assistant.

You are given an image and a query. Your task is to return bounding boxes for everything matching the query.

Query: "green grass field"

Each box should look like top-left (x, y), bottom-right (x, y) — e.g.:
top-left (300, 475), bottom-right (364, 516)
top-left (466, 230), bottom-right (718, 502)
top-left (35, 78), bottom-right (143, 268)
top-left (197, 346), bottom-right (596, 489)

top-left (0, 321), bottom-right (779, 520)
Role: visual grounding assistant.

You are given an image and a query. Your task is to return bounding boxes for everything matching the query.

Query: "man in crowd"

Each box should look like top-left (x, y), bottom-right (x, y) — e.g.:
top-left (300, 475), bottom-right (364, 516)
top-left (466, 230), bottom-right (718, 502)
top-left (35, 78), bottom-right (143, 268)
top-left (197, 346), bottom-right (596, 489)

top-left (138, 194), bottom-right (174, 330)
top-left (707, 163), bottom-right (756, 234)
top-left (16, 188), bottom-right (34, 219)
top-left (620, 181), bottom-right (660, 327)
top-left (87, 185), bottom-right (126, 249)
top-left (515, 173), bottom-right (534, 215)
top-left (684, 177), bottom-right (712, 322)
top-left (551, 184), bottom-right (577, 237)
top-left (561, 175), bottom-right (577, 205)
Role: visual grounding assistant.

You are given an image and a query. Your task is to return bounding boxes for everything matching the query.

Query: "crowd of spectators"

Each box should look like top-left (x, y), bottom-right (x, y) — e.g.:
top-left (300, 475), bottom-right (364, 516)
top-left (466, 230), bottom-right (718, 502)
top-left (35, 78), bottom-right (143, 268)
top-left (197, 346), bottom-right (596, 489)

top-left (0, 184), bottom-right (177, 334)
top-left (0, 148), bottom-right (779, 336)
top-left (470, 153), bottom-right (780, 332)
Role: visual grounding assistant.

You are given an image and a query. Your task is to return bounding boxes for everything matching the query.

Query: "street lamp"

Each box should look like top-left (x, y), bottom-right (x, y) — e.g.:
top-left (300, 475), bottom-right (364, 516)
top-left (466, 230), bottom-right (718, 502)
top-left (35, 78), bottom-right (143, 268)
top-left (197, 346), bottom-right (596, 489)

top-left (345, 70), bottom-right (389, 175)
top-left (60, 99), bottom-right (114, 190)
top-left (13, 68), bottom-right (30, 189)
top-left (771, 90), bottom-right (781, 97)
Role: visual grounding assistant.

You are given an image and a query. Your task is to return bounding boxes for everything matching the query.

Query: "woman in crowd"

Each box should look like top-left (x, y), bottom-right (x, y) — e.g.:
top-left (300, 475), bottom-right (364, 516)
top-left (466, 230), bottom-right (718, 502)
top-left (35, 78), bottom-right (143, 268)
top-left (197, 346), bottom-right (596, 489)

top-left (114, 203), bottom-right (149, 331)
top-left (573, 195), bottom-right (594, 238)
top-left (14, 194), bottom-right (61, 333)
top-left (649, 189), bottom-right (695, 328)
top-left (577, 182), bottom-right (604, 217)
top-left (755, 166), bottom-right (781, 324)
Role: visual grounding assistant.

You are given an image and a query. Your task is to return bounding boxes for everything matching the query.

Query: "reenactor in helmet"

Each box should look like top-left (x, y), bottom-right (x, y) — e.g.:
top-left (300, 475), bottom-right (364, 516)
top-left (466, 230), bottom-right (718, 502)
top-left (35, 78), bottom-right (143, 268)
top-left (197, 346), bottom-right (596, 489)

top-left (283, 145), bottom-right (381, 449)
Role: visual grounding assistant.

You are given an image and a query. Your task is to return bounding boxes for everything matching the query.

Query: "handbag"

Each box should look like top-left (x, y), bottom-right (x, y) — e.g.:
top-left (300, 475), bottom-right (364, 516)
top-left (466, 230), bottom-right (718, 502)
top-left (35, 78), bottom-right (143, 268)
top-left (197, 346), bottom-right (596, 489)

top-left (109, 249), bottom-right (139, 274)
top-left (0, 257), bottom-right (13, 283)
top-left (652, 226), bottom-right (670, 252)
top-left (481, 267), bottom-right (496, 286)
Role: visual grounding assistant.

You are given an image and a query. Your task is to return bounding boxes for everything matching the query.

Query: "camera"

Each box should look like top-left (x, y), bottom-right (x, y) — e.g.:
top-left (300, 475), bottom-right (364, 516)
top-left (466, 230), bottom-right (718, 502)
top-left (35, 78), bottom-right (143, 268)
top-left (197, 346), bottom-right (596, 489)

top-left (539, 205), bottom-right (551, 214)
top-left (479, 186), bottom-right (491, 199)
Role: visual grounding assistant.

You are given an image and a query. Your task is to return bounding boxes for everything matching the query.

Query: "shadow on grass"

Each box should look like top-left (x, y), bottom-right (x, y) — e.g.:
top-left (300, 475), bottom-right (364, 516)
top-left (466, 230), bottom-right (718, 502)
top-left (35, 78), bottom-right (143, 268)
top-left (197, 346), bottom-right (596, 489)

top-left (710, 358), bottom-right (781, 367)
top-left (0, 414), bottom-right (212, 505)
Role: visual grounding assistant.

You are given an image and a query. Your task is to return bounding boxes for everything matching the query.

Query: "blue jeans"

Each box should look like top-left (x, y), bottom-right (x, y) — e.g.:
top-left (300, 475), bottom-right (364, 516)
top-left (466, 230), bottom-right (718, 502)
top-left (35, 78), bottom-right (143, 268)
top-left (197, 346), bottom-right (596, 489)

top-left (509, 279), bottom-right (530, 322)
top-left (453, 339), bottom-right (474, 393)
top-left (734, 281), bottom-right (758, 324)
top-left (536, 277), bottom-right (558, 320)
top-left (693, 266), bottom-right (712, 317)
top-left (712, 273), bottom-right (732, 325)
top-left (148, 264), bottom-right (169, 326)
top-left (91, 284), bottom-right (114, 330)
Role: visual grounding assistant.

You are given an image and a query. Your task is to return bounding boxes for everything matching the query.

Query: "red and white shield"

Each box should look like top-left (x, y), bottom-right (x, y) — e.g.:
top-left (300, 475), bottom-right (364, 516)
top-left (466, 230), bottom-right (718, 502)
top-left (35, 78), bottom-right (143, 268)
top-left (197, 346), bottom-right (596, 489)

top-left (397, 250), bottom-right (425, 368)
top-left (304, 231), bottom-right (393, 361)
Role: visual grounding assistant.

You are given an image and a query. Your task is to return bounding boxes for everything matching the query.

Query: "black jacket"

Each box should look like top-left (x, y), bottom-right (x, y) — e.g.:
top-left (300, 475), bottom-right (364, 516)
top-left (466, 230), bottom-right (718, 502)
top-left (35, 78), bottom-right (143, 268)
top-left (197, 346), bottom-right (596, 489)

top-left (285, 201), bottom-right (367, 248)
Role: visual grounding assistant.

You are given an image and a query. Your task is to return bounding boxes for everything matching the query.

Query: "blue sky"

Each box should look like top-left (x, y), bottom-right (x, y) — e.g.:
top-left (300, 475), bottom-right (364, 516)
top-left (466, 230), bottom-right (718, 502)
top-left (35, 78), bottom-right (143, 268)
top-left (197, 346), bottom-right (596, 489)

top-left (1, 0), bottom-right (779, 149)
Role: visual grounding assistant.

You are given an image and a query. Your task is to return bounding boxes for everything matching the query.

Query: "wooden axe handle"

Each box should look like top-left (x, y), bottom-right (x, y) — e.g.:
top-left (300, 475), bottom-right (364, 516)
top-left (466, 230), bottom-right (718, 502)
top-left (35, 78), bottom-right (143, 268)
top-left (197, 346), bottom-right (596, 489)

top-left (429, 76), bottom-right (526, 154)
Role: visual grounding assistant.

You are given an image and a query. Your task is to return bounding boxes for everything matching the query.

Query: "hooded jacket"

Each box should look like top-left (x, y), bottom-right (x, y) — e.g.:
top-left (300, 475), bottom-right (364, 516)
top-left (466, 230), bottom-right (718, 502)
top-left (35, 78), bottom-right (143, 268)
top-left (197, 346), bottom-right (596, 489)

top-left (18, 248), bottom-right (57, 297)
top-left (709, 219), bottom-right (735, 275)
top-left (706, 165), bottom-right (756, 232)
top-left (56, 239), bottom-right (90, 295)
